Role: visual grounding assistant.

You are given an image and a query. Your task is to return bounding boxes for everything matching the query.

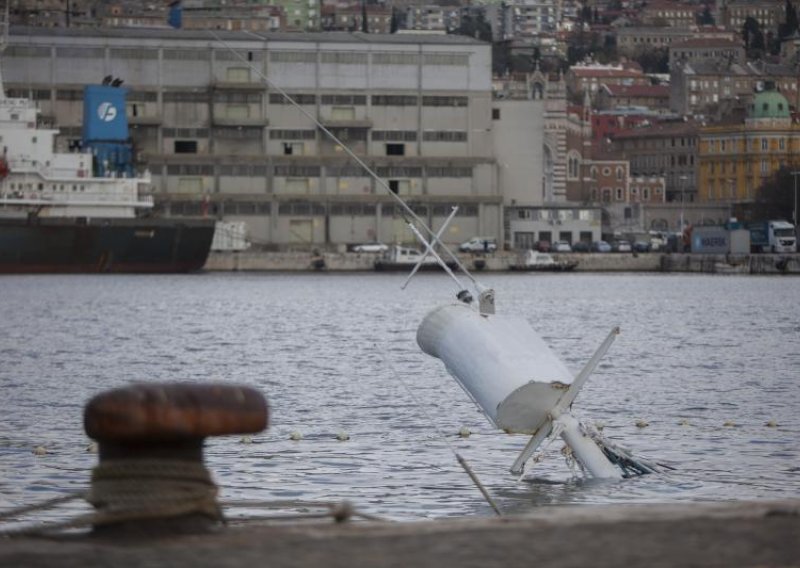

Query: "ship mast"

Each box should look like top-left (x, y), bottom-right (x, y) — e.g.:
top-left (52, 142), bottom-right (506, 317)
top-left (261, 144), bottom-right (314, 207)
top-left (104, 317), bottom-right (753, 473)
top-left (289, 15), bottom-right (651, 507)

top-left (0, 0), bottom-right (8, 100)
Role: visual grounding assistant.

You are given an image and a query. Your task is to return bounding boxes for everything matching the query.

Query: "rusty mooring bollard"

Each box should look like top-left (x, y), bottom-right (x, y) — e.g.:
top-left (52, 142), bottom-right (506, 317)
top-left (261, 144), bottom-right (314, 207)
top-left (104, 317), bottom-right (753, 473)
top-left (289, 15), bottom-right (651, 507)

top-left (83, 383), bottom-right (268, 535)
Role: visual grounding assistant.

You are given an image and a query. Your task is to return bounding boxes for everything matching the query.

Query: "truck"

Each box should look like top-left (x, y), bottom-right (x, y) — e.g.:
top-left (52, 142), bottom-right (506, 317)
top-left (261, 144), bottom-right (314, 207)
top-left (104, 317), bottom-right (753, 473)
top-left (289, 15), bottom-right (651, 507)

top-left (747, 220), bottom-right (797, 253)
top-left (458, 236), bottom-right (498, 253)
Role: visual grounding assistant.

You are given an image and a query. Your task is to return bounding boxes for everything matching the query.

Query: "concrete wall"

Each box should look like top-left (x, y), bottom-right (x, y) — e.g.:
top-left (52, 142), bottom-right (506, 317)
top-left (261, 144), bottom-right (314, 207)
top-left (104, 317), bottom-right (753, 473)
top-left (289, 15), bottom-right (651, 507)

top-left (491, 99), bottom-right (546, 206)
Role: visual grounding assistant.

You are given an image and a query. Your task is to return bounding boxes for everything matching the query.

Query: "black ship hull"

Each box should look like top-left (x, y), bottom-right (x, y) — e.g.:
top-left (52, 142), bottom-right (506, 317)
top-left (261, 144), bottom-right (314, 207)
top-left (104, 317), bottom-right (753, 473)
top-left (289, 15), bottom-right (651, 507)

top-left (374, 261), bottom-right (459, 272)
top-left (0, 217), bottom-right (215, 274)
top-left (508, 262), bottom-right (577, 272)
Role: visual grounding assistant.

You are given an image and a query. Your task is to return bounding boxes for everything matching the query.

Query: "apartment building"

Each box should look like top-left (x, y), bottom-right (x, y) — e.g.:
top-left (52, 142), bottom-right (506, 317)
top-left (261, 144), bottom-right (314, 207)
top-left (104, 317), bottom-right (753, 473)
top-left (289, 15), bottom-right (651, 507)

top-left (508, 0), bottom-right (563, 37)
top-left (616, 26), bottom-right (736, 57)
top-left (668, 37), bottom-right (746, 70)
top-left (564, 62), bottom-right (649, 103)
top-left (595, 84), bottom-right (671, 113)
top-left (494, 69), bottom-right (596, 248)
top-left (404, 5), bottom-right (461, 32)
top-left (611, 119), bottom-right (700, 203)
top-left (640, 1), bottom-right (700, 27)
top-left (721, 0), bottom-right (791, 32)
top-left (270, 0), bottom-right (322, 31)
top-left (590, 108), bottom-right (663, 142)
top-left (697, 89), bottom-right (800, 204)
top-left (4, 28), bottom-right (501, 249)
top-left (320, 3), bottom-right (392, 33)
top-left (671, 59), bottom-right (800, 117)
top-left (162, 7), bottom-right (285, 33)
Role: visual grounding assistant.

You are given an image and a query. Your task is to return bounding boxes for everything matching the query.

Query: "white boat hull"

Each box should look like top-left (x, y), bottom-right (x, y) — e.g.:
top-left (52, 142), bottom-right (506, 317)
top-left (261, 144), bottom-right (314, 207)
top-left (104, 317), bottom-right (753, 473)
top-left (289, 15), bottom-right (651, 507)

top-left (416, 303), bottom-right (574, 434)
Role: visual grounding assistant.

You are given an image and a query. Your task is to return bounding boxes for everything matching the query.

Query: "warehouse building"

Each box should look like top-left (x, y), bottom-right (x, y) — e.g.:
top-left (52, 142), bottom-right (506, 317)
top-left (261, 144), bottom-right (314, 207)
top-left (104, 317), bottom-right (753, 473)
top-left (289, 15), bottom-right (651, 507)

top-left (4, 27), bottom-right (506, 250)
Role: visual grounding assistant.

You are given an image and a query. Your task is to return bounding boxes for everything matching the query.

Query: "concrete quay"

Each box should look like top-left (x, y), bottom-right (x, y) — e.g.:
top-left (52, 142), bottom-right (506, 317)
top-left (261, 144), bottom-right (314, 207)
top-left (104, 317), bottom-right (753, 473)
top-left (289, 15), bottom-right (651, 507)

top-left (204, 250), bottom-right (800, 274)
top-left (1, 500), bottom-right (798, 567)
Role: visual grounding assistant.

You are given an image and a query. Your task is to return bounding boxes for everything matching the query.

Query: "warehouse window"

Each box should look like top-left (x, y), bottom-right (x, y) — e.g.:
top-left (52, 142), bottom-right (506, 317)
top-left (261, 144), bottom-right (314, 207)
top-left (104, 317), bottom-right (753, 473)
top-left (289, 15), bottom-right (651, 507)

top-left (174, 140), bottom-right (197, 154)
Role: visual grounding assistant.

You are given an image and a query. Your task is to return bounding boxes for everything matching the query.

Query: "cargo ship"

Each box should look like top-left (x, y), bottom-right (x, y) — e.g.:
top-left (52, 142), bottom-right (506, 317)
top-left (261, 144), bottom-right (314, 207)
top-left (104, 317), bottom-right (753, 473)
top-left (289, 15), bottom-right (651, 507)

top-left (0, 29), bottom-right (214, 273)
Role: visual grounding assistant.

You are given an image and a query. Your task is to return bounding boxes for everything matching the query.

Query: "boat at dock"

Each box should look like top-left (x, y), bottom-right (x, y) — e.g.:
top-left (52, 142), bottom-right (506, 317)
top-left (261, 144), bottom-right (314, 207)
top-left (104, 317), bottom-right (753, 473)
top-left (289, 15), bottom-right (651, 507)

top-left (0, 30), bottom-right (214, 274)
top-left (509, 250), bottom-right (578, 272)
top-left (374, 245), bottom-right (458, 272)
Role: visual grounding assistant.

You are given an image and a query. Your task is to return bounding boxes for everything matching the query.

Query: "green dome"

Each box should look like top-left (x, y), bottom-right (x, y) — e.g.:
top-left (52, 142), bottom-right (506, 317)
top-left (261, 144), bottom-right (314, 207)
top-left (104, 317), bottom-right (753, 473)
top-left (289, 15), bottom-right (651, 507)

top-left (750, 90), bottom-right (791, 119)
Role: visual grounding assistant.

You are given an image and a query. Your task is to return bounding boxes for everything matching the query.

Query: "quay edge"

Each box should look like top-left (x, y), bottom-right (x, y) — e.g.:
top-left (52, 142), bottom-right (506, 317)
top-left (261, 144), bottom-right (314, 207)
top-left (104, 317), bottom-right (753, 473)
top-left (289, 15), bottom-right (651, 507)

top-left (1, 500), bottom-right (798, 568)
top-left (203, 251), bottom-right (800, 274)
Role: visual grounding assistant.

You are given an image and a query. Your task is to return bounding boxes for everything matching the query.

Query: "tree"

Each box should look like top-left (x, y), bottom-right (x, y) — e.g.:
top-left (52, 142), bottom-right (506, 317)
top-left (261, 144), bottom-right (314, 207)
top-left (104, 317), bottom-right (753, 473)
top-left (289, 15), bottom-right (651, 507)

top-left (634, 48), bottom-right (669, 73)
top-left (566, 30), bottom-right (609, 65)
top-left (579, 4), bottom-right (592, 24)
top-left (451, 9), bottom-right (492, 42)
top-left (780, 0), bottom-right (799, 38)
top-left (361, 0), bottom-right (368, 33)
top-left (492, 42), bottom-right (511, 75)
top-left (742, 16), bottom-right (765, 52)
top-left (737, 167), bottom-right (798, 222)
top-left (510, 54), bottom-right (536, 73)
top-left (697, 5), bottom-right (715, 26)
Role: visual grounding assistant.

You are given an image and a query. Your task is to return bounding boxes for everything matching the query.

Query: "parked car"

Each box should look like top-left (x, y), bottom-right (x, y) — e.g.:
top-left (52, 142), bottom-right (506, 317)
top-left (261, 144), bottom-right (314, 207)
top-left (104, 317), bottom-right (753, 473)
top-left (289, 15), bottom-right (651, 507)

top-left (648, 231), bottom-right (667, 251)
top-left (591, 240), bottom-right (612, 253)
top-left (612, 240), bottom-right (632, 253)
top-left (459, 237), bottom-right (498, 253)
top-left (352, 242), bottom-right (389, 253)
top-left (632, 240), bottom-right (651, 253)
top-left (533, 240), bottom-right (551, 252)
top-left (571, 241), bottom-right (590, 253)
top-left (551, 240), bottom-right (572, 253)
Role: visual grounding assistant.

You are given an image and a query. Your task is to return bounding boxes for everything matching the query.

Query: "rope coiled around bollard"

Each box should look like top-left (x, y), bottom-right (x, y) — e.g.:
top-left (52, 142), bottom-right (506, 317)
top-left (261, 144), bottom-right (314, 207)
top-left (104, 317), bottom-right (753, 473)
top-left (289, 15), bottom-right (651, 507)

top-left (87, 459), bottom-right (223, 525)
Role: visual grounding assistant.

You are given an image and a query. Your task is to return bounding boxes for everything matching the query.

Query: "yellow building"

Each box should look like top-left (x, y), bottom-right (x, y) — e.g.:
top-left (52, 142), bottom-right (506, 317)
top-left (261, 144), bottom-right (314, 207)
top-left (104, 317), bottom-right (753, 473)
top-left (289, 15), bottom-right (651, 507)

top-left (698, 89), bottom-right (800, 204)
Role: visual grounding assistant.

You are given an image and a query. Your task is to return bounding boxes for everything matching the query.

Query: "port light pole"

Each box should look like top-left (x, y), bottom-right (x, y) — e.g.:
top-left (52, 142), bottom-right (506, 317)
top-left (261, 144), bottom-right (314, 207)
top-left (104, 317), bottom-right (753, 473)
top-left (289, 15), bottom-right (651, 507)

top-left (792, 170), bottom-right (799, 228)
top-left (678, 175), bottom-right (687, 233)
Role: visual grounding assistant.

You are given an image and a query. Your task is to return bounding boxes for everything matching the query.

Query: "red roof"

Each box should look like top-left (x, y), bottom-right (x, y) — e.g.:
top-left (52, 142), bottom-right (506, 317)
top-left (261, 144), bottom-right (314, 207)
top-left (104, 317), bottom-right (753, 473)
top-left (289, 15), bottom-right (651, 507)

top-left (613, 120), bottom-right (700, 139)
top-left (571, 67), bottom-right (645, 79)
top-left (671, 38), bottom-right (743, 49)
top-left (643, 1), bottom-right (704, 12)
top-left (602, 84), bottom-right (670, 97)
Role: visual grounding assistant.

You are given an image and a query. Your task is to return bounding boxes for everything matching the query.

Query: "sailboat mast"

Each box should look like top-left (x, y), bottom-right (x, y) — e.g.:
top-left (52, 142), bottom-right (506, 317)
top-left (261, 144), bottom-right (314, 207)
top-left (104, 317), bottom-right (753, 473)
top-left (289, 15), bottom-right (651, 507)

top-left (0, 0), bottom-right (8, 100)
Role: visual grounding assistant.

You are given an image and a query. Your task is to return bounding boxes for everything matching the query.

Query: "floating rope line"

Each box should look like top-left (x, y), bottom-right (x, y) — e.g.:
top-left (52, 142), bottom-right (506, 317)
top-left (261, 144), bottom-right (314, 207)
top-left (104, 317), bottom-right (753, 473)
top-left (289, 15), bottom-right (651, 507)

top-left (222, 500), bottom-right (384, 523)
top-left (377, 345), bottom-right (503, 517)
top-left (0, 461), bottom-right (382, 537)
top-left (0, 493), bottom-right (85, 523)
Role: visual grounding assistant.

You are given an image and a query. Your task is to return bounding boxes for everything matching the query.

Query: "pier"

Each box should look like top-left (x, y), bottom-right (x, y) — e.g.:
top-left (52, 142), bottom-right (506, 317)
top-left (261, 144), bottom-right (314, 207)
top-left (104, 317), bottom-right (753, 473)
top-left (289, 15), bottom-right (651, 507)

top-left (2, 500), bottom-right (798, 567)
top-left (204, 251), bottom-right (800, 274)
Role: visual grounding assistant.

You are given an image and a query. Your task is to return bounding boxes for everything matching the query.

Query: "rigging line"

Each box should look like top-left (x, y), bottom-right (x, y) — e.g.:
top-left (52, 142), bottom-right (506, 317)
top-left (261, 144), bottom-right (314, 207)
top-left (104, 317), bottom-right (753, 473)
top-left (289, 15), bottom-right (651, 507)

top-left (376, 344), bottom-right (502, 517)
top-left (206, 30), bottom-right (480, 288)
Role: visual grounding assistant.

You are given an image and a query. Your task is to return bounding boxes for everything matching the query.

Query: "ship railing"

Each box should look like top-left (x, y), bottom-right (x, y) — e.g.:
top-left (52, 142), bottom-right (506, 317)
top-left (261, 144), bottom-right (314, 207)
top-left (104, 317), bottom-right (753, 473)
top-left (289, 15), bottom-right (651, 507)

top-left (0, 194), bottom-right (154, 209)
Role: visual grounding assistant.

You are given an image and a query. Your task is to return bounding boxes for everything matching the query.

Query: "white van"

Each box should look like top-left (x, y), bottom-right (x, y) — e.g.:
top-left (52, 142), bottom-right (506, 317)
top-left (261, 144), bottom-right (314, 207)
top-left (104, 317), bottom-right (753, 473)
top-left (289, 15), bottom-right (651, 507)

top-left (459, 237), bottom-right (497, 253)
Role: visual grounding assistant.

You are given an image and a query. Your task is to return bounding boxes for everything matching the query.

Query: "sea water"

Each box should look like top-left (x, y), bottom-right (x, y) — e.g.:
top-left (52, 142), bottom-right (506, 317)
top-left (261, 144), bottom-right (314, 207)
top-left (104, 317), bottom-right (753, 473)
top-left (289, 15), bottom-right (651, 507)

top-left (0, 272), bottom-right (798, 521)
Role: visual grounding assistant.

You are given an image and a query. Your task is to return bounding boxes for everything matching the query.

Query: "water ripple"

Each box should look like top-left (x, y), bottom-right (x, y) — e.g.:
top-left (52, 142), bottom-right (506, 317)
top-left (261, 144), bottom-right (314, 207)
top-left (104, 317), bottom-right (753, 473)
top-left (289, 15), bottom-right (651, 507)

top-left (0, 272), bottom-right (798, 521)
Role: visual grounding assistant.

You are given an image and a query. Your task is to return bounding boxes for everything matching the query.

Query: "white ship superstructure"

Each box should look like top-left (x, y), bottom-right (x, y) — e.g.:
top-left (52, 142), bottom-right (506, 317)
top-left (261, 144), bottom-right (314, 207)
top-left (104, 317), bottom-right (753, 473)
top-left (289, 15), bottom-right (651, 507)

top-left (0, 0), bottom-right (152, 220)
top-left (0, 94), bottom-right (153, 219)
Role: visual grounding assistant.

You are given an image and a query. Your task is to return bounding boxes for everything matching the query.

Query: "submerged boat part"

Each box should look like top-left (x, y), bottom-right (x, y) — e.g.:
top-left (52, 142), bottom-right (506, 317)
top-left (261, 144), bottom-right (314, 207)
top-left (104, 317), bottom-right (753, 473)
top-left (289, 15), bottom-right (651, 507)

top-left (401, 207), bottom-right (461, 290)
top-left (418, 304), bottom-right (656, 479)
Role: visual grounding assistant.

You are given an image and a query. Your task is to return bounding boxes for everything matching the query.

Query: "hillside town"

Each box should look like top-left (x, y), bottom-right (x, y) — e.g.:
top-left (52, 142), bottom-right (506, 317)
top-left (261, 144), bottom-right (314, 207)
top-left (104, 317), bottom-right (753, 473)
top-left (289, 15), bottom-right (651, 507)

top-left (3, 0), bottom-right (799, 252)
